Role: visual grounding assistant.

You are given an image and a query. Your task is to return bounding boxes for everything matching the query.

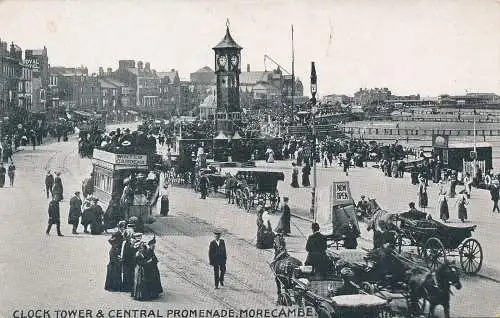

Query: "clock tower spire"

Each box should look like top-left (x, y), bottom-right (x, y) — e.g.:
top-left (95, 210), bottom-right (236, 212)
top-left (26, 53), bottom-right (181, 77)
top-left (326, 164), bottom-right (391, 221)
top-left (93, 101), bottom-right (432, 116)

top-left (213, 21), bottom-right (242, 134)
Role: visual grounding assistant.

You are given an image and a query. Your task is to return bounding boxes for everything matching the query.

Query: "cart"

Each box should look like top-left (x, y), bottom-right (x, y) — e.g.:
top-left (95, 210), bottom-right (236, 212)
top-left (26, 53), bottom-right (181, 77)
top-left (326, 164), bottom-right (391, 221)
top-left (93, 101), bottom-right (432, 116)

top-left (234, 170), bottom-right (285, 212)
top-left (394, 217), bottom-right (483, 275)
top-left (193, 168), bottom-right (227, 195)
top-left (290, 271), bottom-right (395, 318)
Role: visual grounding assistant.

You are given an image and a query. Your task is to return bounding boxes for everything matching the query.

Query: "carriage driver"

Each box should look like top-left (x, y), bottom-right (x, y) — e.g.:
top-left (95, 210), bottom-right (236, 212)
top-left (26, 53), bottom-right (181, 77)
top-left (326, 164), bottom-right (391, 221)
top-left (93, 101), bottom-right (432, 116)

top-left (328, 267), bottom-right (359, 296)
top-left (356, 195), bottom-right (370, 215)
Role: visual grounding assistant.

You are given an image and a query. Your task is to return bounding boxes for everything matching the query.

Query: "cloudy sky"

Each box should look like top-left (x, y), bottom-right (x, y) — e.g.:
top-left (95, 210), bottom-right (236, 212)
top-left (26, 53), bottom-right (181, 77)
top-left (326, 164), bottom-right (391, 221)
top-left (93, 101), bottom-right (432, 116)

top-left (1, 0), bottom-right (499, 97)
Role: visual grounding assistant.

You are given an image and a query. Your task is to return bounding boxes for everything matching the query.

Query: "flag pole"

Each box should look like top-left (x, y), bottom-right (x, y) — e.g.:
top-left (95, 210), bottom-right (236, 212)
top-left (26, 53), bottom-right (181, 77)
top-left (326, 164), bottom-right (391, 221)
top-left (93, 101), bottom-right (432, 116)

top-left (291, 24), bottom-right (295, 126)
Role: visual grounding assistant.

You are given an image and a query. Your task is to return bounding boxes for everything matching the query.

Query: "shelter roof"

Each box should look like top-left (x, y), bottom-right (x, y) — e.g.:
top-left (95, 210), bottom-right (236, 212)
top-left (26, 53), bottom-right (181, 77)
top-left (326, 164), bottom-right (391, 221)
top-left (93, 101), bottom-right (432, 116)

top-left (445, 142), bottom-right (492, 149)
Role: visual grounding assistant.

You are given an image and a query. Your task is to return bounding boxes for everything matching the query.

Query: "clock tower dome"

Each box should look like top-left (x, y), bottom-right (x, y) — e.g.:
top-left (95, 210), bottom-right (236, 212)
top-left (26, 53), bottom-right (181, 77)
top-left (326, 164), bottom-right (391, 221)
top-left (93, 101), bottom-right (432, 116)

top-left (213, 23), bottom-right (242, 134)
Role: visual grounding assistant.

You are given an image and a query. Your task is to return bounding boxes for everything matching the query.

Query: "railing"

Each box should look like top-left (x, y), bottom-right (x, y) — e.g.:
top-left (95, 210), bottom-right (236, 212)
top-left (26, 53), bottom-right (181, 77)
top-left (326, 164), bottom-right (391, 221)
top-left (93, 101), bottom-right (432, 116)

top-left (342, 127), bottom-right (500, 137)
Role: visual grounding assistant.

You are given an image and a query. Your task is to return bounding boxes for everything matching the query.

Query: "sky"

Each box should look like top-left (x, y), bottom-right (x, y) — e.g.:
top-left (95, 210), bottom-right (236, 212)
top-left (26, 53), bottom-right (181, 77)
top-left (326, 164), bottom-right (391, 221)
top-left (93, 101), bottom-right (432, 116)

top-left (0, 0), bottom-right (499, 97)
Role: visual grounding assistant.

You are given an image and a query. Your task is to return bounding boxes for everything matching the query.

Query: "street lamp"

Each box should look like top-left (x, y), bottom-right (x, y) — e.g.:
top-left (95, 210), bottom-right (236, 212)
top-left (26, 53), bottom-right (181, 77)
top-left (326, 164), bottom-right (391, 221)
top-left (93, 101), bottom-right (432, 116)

top-left (310, 62), bottom-right (318, 220)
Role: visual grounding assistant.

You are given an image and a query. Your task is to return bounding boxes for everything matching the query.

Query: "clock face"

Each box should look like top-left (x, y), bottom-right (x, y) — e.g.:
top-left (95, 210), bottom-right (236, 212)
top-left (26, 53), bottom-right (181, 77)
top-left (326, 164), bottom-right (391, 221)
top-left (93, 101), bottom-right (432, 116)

top-left (218, 55), bottom-right (227, 67)
top-left (231, 55), bottom-right (239, 67)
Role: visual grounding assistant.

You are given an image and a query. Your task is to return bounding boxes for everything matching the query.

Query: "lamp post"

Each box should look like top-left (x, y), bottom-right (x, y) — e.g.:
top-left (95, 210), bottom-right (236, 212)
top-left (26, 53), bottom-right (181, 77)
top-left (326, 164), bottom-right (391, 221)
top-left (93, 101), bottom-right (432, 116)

top-left (309, 62), bottom-right (318, 220)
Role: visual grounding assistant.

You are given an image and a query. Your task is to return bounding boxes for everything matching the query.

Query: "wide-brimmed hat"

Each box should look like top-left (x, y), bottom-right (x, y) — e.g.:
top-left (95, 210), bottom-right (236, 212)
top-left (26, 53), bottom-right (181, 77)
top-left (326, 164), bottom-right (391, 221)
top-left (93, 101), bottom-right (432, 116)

top-left (122, 140), bottom-right (131, 146)
top-left (118, 220), bottom-right (127, 228)
top-left (213, 228), bottom-right (222, 234)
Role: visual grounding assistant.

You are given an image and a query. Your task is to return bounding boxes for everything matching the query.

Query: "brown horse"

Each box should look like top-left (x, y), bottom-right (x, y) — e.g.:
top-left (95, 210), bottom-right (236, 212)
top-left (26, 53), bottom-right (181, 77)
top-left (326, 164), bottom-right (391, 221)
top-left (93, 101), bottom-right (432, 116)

top-left (407, 260), bottom-right (462, 318)
top-left (270, 234), bottom-right (302, 305)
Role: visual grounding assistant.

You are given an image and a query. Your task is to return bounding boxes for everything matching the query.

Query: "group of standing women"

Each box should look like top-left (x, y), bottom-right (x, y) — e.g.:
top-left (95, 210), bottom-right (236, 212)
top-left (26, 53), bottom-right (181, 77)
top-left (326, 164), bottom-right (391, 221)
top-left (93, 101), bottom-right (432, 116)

top-left (417, 173), bottom-right (470, 224)
top-left (290, 162), bottom-right (311, 188)
top-left (0, 162), bottom-right (15, 187)
top-left (105, 220), bottom-right (163, 301)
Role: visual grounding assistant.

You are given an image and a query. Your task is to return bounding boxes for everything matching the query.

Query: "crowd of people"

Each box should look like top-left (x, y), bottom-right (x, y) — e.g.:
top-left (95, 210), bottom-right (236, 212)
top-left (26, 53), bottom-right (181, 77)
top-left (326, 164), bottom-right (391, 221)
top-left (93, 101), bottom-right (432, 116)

top-left (105, 221), bottom-right (163, 300)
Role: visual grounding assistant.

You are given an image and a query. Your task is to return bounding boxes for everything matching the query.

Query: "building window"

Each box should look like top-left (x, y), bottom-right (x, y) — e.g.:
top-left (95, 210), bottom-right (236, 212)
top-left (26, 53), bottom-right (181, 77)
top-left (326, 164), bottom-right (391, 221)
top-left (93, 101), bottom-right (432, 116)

top-left (91, 87), bottom-right (94, 93)
top-left (112, 89), bottom-right (116, 97)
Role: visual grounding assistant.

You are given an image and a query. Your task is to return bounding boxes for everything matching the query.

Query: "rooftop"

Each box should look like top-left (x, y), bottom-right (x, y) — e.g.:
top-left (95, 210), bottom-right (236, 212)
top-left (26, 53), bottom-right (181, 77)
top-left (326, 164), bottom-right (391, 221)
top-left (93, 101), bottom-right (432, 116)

top-left (213, 27), bottom-right (242, 50)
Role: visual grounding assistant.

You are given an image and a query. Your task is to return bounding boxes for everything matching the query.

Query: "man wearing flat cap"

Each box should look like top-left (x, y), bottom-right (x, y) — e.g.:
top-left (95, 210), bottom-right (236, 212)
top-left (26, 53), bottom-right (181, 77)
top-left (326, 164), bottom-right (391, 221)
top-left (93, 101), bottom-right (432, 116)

top-left (208, 229), bottom-right (227, 289)
top-left (68, 191), bottom-right (82, 234)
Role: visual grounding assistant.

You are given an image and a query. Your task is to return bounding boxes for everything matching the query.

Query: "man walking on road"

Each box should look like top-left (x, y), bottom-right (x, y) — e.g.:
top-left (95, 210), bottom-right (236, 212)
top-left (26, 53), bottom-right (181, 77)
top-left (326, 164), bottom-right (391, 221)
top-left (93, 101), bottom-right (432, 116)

top-left (46, 197), bottom-right (63, 236)
top-left (490, 180), bottom-right (500, 213)
top-left (7, 161), bottom-right (15, 187)
top-left (208, 229), bottom-right (227, 289)
top-left (45, 170), bottom-right (54, 199)
top-left (68, 191), bottom-right (82, 234)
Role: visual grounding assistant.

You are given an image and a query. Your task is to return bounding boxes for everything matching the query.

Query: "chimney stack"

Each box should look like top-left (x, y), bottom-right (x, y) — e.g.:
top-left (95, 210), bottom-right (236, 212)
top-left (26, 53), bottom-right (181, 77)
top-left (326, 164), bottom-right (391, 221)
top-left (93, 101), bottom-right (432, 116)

top-left (137, 61), bottom-right (143, 70)
top-left (107, 67), bottom-right (112, 76)
top-left (145, 62), bottom-right (150, 72)
top-left (98, 67), bottom-right (104, 76)
top-left (247, 64), bottom-right (250, 72)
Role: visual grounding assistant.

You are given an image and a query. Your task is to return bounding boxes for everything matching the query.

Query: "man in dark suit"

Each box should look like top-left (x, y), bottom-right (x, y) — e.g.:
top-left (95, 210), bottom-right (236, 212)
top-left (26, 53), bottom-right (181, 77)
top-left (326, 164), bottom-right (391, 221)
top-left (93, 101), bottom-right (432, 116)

top-left (305, 223), bottom-right (329, 276)
top-left (46, 198), bottom-right (63, 236)
top-left (45, 170), bottom-right (54, 199)
top-left (208, 229), bottom-right (227, 289)
top-left (68, 191), bottom-right (82, 234)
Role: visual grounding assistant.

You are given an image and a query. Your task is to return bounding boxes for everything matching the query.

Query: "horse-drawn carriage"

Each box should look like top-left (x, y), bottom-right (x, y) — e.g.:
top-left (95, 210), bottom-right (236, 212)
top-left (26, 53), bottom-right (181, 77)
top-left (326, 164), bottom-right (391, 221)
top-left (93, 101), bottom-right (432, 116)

top-left (394, 216), bottom-right (483, 275)
top-left (270, 242), bottom-right (397, 318)
top-left (193, 167), bottom-right (227, 195)
top-left (234, 170), bottom-right (284, 212)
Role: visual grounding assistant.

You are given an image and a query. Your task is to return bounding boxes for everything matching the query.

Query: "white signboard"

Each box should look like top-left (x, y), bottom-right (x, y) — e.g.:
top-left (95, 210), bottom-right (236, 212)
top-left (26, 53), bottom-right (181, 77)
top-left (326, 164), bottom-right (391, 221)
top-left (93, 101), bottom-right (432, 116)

top-left (93, 149), bottom-right (147, 166)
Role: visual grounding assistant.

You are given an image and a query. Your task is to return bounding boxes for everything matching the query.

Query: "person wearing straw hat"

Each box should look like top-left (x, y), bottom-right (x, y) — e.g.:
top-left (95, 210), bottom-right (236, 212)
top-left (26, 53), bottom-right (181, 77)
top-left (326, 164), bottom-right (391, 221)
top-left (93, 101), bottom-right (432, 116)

top-left (209, 229), bottom-right (227, 289)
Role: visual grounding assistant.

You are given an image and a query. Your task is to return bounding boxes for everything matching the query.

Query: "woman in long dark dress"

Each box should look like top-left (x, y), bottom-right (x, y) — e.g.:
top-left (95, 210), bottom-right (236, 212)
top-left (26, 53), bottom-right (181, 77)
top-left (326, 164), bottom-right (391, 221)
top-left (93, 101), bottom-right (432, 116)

top-left (122, 231), bottom-right (141, 292)
top-left (290, 163), bottom-right (299, 188)
top-left (302, 162), bottom-right (311, 187)
top-left (132, 237), bottom-right (163, 300)
top-left (274, 197), bottom-right (291, 236)
top-left (418, 178), bottom-right (428, 208)
top-left (52, 172), bottom-right (64, 202)
top-left (0, 163), bottom-right (6, 187)
top-left (457, 191), bottom-right (468, 222)
top-left (104, 221), bottom-right (126, 291)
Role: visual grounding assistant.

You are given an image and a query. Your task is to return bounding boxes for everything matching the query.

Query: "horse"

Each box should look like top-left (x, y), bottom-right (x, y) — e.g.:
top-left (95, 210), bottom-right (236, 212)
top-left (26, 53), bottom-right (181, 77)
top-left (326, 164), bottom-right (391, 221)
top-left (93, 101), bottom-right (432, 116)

top-left (407, 260), bottom-right (462, 318)
top-left (269, 234), bottom-right (302, 305)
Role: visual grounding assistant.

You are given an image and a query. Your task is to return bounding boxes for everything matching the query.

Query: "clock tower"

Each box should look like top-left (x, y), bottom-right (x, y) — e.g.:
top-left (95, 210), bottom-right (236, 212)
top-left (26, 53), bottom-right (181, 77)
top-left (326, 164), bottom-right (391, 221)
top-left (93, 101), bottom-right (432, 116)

top-left (213, 23), bottom-right (242, 134)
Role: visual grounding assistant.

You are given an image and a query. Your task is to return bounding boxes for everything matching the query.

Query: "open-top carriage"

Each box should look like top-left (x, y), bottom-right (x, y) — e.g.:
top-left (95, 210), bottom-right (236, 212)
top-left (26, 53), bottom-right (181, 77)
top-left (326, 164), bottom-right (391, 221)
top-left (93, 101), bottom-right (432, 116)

top-left (234, 170), bottom-right (285, 212)
top-left (394, 217), bottom-right (483, 275)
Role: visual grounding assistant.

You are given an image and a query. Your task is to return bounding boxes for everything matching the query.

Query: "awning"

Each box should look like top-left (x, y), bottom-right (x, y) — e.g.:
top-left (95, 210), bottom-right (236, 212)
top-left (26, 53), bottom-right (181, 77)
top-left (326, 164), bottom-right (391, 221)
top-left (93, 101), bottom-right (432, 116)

top-left (214, 131), bottom-right (228, 140)
top-left (232, 131), bottom-right (242, 140)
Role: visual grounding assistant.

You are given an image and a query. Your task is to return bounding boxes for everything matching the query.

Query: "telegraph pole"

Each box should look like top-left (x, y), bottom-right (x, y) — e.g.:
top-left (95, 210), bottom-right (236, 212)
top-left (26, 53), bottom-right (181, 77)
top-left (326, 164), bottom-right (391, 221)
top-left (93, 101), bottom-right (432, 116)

top-left (309, 62), bottom-right (317, 220)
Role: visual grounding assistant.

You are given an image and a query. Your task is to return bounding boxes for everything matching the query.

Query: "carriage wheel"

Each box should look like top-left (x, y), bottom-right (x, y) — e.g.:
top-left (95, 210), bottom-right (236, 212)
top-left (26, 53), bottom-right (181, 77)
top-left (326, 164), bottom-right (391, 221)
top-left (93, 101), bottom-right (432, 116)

top-left (459, 238), bottom-right (483, 275)
top-left (423, 237), bottom-right (446, 271)
top-left (316, 301), bottom-right (334, 318)
top-left (278, 292), bottom-right (293, 306)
